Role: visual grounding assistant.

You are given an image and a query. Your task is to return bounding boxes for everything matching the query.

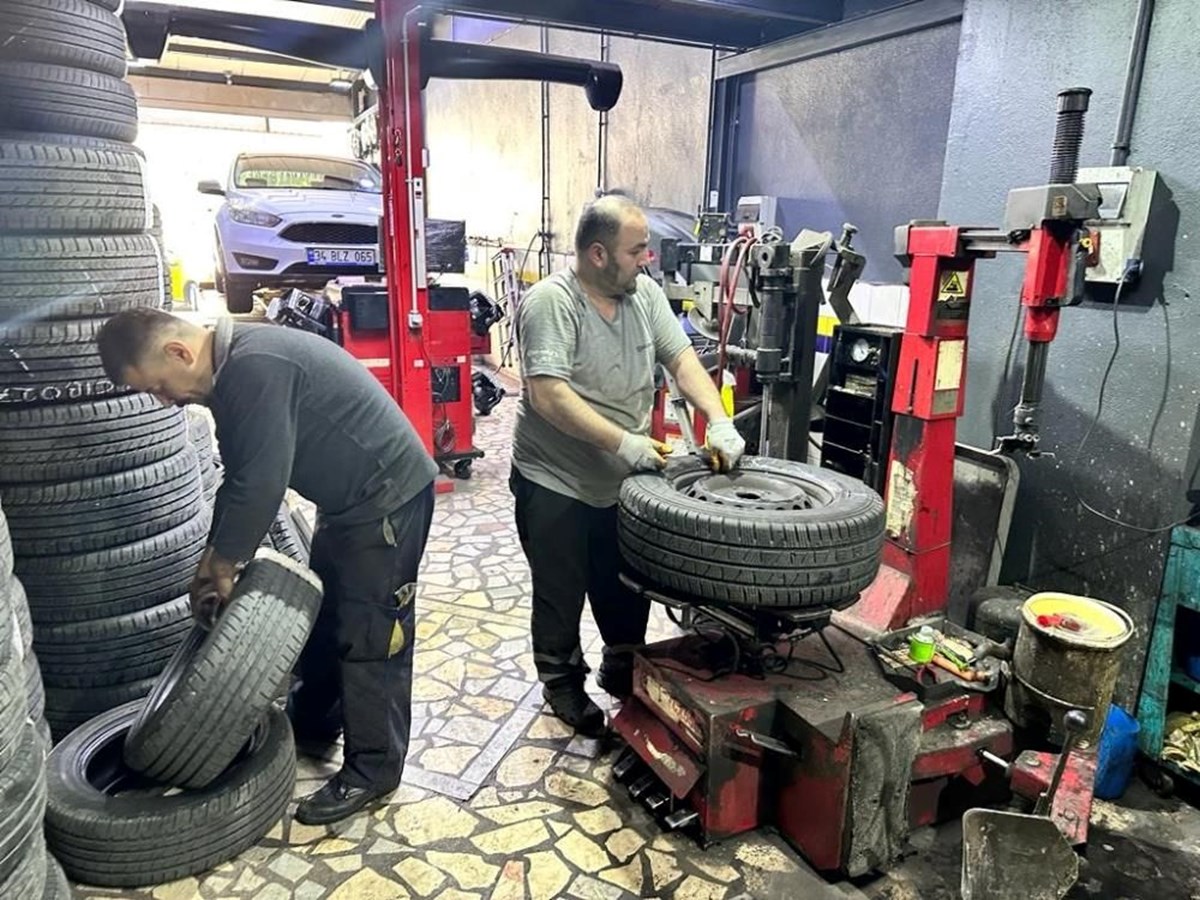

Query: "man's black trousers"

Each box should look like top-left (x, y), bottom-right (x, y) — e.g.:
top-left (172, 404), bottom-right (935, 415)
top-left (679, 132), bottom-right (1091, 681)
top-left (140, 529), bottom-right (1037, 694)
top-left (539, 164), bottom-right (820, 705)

top-left (510, 468), bottom-right (650, 688)
top-left (288, 482), bottom-right (435, 791)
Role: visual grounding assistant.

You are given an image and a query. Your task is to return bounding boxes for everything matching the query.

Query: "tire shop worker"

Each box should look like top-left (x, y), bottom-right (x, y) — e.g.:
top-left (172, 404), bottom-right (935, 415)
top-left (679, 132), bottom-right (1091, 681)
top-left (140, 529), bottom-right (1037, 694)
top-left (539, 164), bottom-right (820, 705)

top-left (511, 194), bottom-right (746, 736)
top-left (97, 308), bottom-right (438, 826)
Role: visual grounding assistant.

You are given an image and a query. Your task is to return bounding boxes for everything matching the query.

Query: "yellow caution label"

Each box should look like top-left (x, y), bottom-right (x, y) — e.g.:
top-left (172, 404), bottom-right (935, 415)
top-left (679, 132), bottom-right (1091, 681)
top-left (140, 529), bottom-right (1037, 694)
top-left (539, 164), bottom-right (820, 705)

top-left (938, 270), bottom-right (969, 302)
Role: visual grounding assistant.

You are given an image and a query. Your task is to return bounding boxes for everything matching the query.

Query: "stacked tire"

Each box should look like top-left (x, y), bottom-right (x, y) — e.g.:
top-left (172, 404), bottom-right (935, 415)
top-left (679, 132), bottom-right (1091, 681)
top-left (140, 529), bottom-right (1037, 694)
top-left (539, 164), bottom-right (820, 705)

top-left (0, 2), bottom-right (209, 741)
top-left (0, 501), bottom-right (68, 899)
top-left (43, 550), bottom-right (317, 888)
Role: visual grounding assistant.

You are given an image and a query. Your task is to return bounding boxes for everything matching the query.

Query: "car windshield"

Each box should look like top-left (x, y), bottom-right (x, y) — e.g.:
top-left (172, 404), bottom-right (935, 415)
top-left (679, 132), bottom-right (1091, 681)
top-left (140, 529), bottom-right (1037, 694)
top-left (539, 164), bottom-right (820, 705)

top-left (233, 156), bottom-right (382, 193)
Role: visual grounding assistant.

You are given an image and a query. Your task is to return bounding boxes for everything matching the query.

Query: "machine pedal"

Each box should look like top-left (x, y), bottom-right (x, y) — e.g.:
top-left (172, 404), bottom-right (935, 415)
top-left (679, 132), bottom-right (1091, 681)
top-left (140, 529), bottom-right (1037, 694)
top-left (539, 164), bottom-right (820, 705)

top-left (612, 748), bottom-right (642, 783)
top-left (628, 774), bottom-right (657, 800)
top-left (645, 791), bottom-right (670, 813)
top-left (664, 808), bottom-right (699, 831)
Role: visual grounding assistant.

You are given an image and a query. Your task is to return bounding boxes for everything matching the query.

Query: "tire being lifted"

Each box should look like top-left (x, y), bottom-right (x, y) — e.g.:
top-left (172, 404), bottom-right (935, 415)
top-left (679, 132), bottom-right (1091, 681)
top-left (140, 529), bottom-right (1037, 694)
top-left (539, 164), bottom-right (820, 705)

top-left (618, 456), bottom-right (885, 609)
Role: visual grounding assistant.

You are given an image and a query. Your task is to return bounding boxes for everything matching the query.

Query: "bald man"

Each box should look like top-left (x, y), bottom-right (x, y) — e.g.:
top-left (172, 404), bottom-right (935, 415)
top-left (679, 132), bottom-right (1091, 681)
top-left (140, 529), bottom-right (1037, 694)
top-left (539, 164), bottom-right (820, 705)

top-left (511, 196), bottom-right (745, 735)
top-left (97, 308), bottom-right (437, 825)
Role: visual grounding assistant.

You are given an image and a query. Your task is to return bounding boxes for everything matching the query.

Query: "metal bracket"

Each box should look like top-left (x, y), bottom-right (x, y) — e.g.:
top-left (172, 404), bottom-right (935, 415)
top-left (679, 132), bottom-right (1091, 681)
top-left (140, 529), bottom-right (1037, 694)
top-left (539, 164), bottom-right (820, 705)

top-left (730, 725), bottom-right (799, 758)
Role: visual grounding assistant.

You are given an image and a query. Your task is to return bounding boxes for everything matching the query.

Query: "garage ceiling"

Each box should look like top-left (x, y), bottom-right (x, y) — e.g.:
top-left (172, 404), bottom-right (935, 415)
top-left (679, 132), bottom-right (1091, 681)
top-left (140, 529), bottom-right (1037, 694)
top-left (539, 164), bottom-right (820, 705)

top-left (126, 0), bottom-right (855, 95)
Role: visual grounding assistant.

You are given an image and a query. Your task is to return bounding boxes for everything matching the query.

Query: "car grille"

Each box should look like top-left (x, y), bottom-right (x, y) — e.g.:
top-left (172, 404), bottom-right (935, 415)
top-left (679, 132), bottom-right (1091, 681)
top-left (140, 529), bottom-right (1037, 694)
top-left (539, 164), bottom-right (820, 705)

top-left (279, 223), bottom-right (378, 245)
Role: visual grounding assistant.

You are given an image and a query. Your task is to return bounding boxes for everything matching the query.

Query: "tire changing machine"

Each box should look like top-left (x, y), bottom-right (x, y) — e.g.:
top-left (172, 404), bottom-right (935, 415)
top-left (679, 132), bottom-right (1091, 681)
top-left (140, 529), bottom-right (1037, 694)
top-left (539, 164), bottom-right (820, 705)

top-left (612, 91), bottom-right (1105, 877)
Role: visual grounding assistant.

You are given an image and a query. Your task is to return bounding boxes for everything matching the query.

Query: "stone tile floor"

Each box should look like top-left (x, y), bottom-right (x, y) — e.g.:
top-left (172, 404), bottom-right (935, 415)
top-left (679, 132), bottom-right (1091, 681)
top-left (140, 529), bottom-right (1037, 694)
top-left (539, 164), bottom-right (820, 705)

top-left (73, 346), bottom-right (1200, 900)
top-left (77, 372), bottom-right (849, 900)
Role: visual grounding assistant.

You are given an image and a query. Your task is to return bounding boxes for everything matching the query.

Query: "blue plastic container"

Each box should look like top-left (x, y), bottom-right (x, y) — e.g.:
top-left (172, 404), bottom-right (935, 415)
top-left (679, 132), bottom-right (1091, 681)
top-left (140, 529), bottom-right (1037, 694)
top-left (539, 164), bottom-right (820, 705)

top-left (1095, 705), bottom-right (1140, 800)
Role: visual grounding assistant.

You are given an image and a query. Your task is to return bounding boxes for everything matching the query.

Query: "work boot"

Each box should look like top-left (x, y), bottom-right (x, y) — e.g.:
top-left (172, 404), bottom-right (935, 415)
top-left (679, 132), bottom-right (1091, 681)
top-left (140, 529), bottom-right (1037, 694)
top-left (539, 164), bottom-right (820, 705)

top-left (596, 660), bottom-right (633, 699)
top-left (294, 773), bottom-right (397, 826)
top-left (542, 683), bottom-right (606, 738)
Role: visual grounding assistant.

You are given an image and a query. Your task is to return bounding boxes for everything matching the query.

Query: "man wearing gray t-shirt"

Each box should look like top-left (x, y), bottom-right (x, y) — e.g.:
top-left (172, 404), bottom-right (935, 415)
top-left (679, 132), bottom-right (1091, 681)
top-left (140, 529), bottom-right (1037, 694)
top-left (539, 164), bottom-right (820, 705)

top-left (511, 195), bottom-right (745, 735)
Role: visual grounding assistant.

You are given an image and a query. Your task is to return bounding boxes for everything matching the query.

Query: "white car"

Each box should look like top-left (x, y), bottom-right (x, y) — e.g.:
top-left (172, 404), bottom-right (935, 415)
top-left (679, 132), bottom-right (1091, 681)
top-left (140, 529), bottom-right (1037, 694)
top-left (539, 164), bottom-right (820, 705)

top-left (199, 153), bottom-right (383, 313)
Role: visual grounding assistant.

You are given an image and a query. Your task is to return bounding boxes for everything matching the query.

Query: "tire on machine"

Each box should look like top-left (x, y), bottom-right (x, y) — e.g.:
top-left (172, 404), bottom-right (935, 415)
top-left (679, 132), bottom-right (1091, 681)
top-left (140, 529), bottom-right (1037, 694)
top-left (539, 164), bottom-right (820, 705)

top-left (618, 456), bottom-right (886, 609)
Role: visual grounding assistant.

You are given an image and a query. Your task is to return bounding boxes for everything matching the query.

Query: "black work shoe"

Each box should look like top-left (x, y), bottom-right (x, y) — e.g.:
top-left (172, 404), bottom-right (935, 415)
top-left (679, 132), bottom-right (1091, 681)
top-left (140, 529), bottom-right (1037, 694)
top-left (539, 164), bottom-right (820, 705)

top-left (596, 663), bottom-right (633, 699)
top-left (542, 684), bottom-right (607, 738)
top-left (294, 775), bottom-right (396, 826)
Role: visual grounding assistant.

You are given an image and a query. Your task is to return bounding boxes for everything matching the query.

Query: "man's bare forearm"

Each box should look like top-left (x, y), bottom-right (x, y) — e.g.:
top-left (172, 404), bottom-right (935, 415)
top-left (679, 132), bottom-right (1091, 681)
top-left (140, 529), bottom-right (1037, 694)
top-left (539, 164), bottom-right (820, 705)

top-left (528, 376), bottom-right (626, 452)
top-left (669, 347), bottom-right (728, 422)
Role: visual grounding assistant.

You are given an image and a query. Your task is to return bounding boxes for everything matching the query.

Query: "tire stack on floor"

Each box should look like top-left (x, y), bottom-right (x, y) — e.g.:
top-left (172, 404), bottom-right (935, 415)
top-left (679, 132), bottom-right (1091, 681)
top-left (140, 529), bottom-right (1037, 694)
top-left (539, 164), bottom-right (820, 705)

top-left (43, 550), bottom-right (316, 889)
top-left (0, 0), bottom-right (210, 741)
top-left (0, 501), bottom-right (71, 899)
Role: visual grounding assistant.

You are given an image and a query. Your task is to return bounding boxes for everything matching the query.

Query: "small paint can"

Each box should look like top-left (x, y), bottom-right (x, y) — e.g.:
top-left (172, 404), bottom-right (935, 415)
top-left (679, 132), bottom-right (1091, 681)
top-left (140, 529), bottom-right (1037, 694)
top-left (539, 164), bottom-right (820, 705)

top-left (909, 625), bottom-right (936, 664)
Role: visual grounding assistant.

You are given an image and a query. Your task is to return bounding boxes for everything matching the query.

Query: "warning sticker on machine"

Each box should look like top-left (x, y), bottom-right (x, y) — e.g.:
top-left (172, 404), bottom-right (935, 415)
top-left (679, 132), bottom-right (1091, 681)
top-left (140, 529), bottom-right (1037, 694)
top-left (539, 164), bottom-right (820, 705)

top-left (938, 270), bottom-right (969, 302)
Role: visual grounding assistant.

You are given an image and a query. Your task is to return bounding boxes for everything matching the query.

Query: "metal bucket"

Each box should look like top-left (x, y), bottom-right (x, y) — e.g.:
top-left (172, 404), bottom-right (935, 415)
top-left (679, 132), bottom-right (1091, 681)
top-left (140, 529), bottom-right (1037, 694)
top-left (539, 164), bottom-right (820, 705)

top-left (1004, 593), bottom-right (1134, 745)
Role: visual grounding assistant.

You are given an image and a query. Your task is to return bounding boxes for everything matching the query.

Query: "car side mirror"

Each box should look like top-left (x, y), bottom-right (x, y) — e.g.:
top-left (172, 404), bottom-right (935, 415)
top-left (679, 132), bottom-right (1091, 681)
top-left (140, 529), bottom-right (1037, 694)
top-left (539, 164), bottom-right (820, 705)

top-left (197, 180), bottom-right (226, 196)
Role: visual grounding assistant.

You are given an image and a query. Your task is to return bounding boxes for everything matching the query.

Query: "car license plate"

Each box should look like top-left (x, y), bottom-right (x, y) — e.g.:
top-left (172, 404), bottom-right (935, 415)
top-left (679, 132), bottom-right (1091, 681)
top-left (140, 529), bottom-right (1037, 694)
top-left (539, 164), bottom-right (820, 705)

top-left (306, 247), bottom-right (377, 266)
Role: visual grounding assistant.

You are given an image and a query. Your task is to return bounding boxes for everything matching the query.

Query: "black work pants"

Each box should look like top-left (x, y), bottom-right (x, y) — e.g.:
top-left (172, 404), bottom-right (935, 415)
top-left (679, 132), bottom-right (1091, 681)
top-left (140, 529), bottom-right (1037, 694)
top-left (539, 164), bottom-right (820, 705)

top-left (288, 483), bottom-right (435, 791)
top-left (510, 468), bottom-right (650, 689)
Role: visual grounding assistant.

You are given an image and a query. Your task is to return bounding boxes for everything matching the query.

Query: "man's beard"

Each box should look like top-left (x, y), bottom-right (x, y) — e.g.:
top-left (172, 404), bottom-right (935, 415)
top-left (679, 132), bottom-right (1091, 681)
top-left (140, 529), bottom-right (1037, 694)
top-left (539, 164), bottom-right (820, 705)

top-left (602, 259), bottom-right (638, 297)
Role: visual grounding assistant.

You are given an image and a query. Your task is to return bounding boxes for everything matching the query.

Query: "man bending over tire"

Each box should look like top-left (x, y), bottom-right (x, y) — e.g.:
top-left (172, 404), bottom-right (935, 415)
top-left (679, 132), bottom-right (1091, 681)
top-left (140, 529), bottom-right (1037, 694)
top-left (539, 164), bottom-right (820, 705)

top-left (511, 195), bottom-right (746, 736)
top-left (97, 308), bottom-right (438, 825)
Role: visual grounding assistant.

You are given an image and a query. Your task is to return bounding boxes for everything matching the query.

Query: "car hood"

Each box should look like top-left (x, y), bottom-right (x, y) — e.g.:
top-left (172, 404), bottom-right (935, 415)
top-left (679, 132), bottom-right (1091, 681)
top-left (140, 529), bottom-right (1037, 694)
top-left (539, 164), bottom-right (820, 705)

top-left (228, 188), bottom-right (383, 217)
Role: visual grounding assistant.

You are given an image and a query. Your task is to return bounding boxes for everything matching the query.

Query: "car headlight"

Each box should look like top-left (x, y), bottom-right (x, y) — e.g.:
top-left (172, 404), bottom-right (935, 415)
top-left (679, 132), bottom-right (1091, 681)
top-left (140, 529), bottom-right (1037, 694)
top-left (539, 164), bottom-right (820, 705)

top-left (228, 206), bottom-right (282, 228)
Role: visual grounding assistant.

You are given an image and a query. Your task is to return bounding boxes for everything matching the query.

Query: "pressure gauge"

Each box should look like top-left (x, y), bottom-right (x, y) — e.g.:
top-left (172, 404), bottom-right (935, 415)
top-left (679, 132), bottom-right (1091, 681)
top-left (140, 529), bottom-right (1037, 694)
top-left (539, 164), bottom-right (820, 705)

top-left (849, 337), bottom-right (872, 364)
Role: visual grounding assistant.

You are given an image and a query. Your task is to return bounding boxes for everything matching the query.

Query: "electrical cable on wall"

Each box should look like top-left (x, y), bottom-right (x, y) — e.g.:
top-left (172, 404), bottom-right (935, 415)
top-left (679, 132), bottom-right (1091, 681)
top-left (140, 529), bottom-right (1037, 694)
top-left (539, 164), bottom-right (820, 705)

top-left (1069, 266), bottom-right (1196, 534)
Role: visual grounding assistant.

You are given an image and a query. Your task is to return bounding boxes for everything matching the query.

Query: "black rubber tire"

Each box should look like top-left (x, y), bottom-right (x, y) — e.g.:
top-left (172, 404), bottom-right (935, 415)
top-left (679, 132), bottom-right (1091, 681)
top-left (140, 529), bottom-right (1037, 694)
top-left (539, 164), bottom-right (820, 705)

top-left (618, 456), bottom-right (885, 609)
top-left (46, 702), bottom-right (295, 888)
top-left (186, 408), bottom-right (213, 460)
top-left (0, 139), bottom-right (148, 234)
top-left (0, 617), bottom-right (26, 772)
top-left (8, 577), bottom-right (33, 654)
top-left (0, 506), bottom-right (11, 581)
top-left (24, 650), bottom-right (45, 724)
top-left (224, 278), bottom-right (256, 315)
top-left (0, 235), bottom-right (163, 322)
top-left (44, 678), bottom-right (156, 742)
top-left (16, 509), bottom-right (209, 623)
top-left (0, 396), bottom-right (187, 484)
top-left (0, 63), bottom-right (137, 143)
top-left (41, 853), bottom-right (69, 900)
top-left (0, 317), bottom-right (127, 408)
top-left (0, 0), bottom-right (127, 78)
top-left (4, 448), bottom-right (204, 557)
top-left (124, 549), bottom-right (321, 789)
top-left (86, 0), bottom-right (123, 10)
top-left (34, 595), bottom-right (191, 688)
top-left (266, 502), bottom-right (307, 563)
top-left (0, 726), bottom-right (48, 888)
top-left (0, 830), bottom-right (46, 900)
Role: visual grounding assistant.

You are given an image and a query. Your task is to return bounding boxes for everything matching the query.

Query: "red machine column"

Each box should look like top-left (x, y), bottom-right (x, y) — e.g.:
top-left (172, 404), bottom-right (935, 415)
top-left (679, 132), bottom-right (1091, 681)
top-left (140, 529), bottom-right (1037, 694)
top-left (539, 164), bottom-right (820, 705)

top-left (845, 225), bottom-right (975, 631)
top-left (376, 0), bottom-right (433, 452)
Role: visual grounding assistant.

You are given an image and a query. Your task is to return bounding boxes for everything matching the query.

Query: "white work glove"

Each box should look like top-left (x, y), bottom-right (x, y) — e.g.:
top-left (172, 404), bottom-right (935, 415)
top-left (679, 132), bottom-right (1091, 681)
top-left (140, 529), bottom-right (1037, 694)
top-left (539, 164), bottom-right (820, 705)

top-left (616, 431), bottom-right (673, 472)
top-left (706, 418), bottom-right (745, 472)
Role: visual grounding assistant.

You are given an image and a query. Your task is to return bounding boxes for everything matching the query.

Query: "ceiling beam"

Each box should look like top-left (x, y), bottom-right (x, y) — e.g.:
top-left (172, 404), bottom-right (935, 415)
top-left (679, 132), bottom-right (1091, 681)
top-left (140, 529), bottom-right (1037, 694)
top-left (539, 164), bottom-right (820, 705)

top-left (132, 66), bottom-right (343, 94)
top-left (167, 40), bottom-right (343, 70)
top-left (441, 0), bottom-right (814, 48)
top-left (128, 73), bottom-right (353, 120)
top-left (662, 0), bottom-right (843, 26)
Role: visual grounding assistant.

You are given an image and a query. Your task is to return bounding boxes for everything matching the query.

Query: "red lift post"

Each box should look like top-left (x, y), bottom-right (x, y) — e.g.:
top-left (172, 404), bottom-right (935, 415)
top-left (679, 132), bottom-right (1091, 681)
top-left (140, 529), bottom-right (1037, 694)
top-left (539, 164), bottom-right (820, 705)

top-left (842, 88), bottom-right (1101, 632)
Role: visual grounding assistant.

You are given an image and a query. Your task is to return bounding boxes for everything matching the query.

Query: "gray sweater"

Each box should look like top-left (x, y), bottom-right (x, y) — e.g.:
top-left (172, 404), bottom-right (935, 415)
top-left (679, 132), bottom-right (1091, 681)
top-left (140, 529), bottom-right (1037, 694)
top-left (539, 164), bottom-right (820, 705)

top-left (208, 318), bottom-right (437, 561)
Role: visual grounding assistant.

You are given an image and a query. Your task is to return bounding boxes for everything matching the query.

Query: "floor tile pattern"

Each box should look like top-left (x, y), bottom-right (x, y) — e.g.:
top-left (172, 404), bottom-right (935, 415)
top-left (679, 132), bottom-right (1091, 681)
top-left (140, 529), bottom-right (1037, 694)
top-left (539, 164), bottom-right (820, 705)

top-left (74, 375), bottom-right (843, 900)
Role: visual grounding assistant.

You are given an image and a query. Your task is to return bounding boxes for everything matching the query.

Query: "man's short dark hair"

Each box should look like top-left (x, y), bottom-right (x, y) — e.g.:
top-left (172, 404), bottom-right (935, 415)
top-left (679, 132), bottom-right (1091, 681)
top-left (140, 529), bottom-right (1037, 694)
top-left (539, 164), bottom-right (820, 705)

top-left (96, 307), bottom-right (182, 382)
top-left (574, 194), bottom-right (640, 255)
